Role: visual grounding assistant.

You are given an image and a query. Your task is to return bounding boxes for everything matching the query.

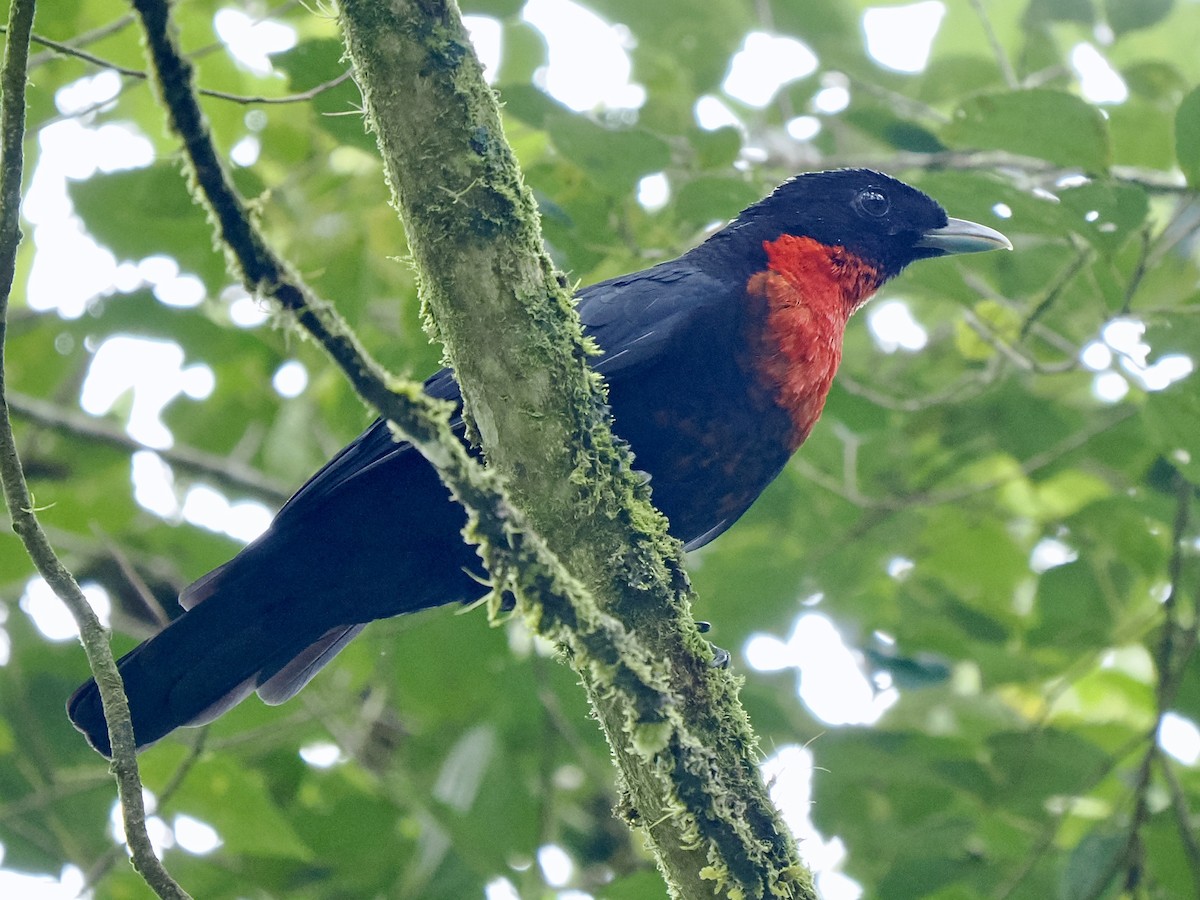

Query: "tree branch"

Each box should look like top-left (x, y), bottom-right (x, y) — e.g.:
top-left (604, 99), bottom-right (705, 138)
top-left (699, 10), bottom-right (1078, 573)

top-left (7, 390), bottom-right (292, 504)
top-left (336, 2), bottom-right (810, 896)
top-left (767, 148), bottom-right (1193, 195)
top-left (0, 1), bottom-right (188, 897)
top-left (968, 0), bottom-right (1018, 89)
top-left (125, 0), bottom-right (812, 893)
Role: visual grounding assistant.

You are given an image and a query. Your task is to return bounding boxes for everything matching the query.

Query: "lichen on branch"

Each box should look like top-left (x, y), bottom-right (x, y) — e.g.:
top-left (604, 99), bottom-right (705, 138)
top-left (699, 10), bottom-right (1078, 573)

top-left (338, 1), bottom-right (813, 896)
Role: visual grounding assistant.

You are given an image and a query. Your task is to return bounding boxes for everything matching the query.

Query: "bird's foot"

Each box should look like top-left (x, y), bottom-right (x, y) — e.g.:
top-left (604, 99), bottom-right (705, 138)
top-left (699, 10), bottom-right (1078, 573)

top-left (696, 621), bottom-right (731, 668)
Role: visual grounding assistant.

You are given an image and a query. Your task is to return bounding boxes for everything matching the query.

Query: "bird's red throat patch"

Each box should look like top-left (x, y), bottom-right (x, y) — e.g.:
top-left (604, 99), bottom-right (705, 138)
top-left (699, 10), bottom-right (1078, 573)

top-left (746, 234), bottom-right (885, 448)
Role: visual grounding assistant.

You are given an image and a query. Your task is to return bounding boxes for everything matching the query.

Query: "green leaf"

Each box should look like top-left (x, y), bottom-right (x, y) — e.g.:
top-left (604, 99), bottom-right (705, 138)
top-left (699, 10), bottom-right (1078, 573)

top-left (273, 39), bottom-right (375, 152)
top-left (1108, 101), bottom-right (1177, 170)
top-left (1028, 562), bottom-right (1116, 650)
top-left (170, 757), bottom-right (313, 860)
top-left (1032, 470), bottom-right (1113, 520)
top-left (495, 21), bottom-right (545, 86)
top-left (1144, 809), bottom-right (1200, 897)
top-left (1175, 85), bottom-right (1200, 187)
top-left (546, 114), bottom-right (671, 191)
top-left (690, 126), bottom-right (742, 170)
top-left (1143, 379), bottom-right (1200, 482)
top-left (919, 507), bottom-right (1028, 608)
top-left (954, 299), bottom-right (1022, 361)
top-left (1059, 828), bottom-right (1125, 900)
top-left (1104, 0), bottom-right (1173, 35)
top-left (1122, 61), bottom-right (1187, 100)
top-left (1058, 180), bottom-right (1149, 252)
top-left (943, 89), bottom-right (1111, 170)
top-left (673, 176), bottom-right (761, 228)
top-left (844, 106), bottom-right (945, 153)
top-left (68, 165), bottom-right (229, 290)
top-left (989, 730), bottom-right (1111, 810)
top-left (1024, 0), bottom-right (1095, 26)
top-left (461, 0), bottom-right (524, 15)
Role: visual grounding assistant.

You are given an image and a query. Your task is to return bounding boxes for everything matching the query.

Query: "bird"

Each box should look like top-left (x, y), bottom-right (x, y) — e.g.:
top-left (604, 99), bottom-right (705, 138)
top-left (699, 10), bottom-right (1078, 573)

top-left (68, 169), bottom-right (1010, 756)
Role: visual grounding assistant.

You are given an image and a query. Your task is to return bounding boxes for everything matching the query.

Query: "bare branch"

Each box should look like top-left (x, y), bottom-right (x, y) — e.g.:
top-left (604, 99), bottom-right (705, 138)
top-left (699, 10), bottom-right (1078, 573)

top-left (968, 0), bottom-right (1019, 88)
top-left (13, 26), bottom-right (353, 107)
top-left (8, 390), bottom-right (292, 504)
top-left (0, 1), bottom-right (189, 897)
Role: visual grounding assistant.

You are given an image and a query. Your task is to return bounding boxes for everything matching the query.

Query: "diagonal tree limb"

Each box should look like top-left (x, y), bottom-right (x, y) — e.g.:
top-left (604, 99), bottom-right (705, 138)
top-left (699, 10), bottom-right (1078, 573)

top-left (337, 1), bottom-right (810, 896)
top-left (128, 0), bottom-right (811, 893)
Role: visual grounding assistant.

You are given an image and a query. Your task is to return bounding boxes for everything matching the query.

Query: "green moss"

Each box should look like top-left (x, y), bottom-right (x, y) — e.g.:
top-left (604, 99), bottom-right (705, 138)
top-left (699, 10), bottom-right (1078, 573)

top-left (632, 721), bottom-right (673, 757)
top-left (337, 0), bottom-right (814, 895)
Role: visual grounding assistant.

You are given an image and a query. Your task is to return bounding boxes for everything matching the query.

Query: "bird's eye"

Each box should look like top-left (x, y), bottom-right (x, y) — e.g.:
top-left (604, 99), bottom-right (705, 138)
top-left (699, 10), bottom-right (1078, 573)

top-left (855, 189), bottom-right (890, 218)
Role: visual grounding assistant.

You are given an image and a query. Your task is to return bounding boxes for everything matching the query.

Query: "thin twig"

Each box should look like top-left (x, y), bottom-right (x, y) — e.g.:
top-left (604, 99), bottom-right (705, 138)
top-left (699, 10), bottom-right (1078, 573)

top-left (8, 390), bottom-right (292, 503)
top-left (1084, 742), bottom-right (1154, 900)
top-left (14, 27), bottom-right (354, 106)
top-left (1020, 239), bottom-right (1093, 339)
top-left (992, 730), bottom-right (1150, 899)
top-left (80, 729), bottom-right (209, 892)
top-left (783, 149), bottom-right (1193, 195)
top-left (1120, 226), bottom-right (1153, 315)
top-left (961, 303), bottom-right (1077, 374)
top-left (194, 70), bottom-right (354, 106)
top-left (838, 369), bottom-right (995, 412)
top-left (1088, 475), bottom-right (1199, 898)
top-left (968, 0), bottom-right (1018, 88)
top-left (26, 30), bottom-right (145, 77)
top-left (0, 1), bottom-right (189, 897)
top-left (92, 529), bottom-right (175, 628)
top-left (845, 72), bottom-right (952, 125)
top-left (796, 407), bottom-right (1136, 511)
top-left (1159, 753), bottom-right (1200, 885)
top-left (26, 14), bottom-right (135, 70)
top-left (1155, 474), bottom-right (1196, 710)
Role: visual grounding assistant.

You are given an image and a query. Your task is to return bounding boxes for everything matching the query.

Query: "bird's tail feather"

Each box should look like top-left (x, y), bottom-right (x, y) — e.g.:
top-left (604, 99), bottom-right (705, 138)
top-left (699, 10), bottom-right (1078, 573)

top-left (256, 623), bottom-right (366, 705)
top-left (66, 594), bottom-right (351, 757)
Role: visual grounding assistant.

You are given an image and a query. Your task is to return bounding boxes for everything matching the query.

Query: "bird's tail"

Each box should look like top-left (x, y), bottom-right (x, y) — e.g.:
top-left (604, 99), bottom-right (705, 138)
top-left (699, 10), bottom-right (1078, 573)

top-left (67, 594), bottom-right (362, 757)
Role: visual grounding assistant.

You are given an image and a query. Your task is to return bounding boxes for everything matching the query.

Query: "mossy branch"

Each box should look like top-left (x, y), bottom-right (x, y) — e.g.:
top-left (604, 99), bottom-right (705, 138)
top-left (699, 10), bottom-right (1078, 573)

top-left (0, 0), bottom-right (189, 897)
top-left (338, 1), bottom-right (813, 896)
top-left (126, 0), bottom-right (811, 893)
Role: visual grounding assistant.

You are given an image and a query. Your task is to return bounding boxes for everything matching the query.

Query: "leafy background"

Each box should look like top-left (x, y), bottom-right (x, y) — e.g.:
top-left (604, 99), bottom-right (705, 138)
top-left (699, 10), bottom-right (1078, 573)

top-left (2, 0), bottom-right (1200, 898)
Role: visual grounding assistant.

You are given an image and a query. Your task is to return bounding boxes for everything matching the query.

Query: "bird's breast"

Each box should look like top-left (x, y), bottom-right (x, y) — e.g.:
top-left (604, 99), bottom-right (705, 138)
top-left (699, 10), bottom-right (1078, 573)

top-left (744, 234), bottom-right (884, 448)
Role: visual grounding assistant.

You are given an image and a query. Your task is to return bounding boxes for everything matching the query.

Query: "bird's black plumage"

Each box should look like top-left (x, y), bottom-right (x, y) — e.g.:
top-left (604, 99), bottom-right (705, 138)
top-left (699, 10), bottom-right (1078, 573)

top-left (68, 170), bottom-right (1009, 755)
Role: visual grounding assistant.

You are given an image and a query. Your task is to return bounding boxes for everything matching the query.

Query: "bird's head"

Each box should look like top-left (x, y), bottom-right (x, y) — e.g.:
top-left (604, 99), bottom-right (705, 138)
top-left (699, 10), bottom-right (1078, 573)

top-left (724, 168), bottom-right (1011, 281)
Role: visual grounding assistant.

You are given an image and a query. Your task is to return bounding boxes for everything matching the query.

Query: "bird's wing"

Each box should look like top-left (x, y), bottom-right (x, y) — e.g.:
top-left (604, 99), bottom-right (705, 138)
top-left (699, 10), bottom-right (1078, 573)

top-left (186, 261), bottom-right (727, 607)
top-left (178, 373), bottom-right (464, 612)
top-left (275, 368), bottom-right (463, 517)
top-left (575, 259), bottom-right (735, 378)
top-left (256, 261), bottom-right (725, 525)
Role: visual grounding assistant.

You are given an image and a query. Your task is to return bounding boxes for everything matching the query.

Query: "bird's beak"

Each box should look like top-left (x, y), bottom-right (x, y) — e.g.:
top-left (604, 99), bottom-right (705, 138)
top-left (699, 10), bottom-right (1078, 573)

top-left (916, 217), bottom-right (1013, 255)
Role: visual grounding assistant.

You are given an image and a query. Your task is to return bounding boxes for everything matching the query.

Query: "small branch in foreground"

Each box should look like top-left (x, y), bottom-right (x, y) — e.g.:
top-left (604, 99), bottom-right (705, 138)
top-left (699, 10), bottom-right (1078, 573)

top-left (9, 26), bottom-right (353, 106)
top-left (127, 0), bottom-right (812, 894)
top-left (1159, 753), bottom-right (1200, 884)
top-left (337, 0), bottom-right (810, 895)
top-left (0, 1), bottom-right (188, 897)
top-left (1099, 473), bottom-right (1199, 898)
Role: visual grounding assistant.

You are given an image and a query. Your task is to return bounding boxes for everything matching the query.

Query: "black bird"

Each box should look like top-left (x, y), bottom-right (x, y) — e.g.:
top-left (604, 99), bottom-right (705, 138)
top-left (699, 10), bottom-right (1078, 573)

top-left (68, 169), bottom-right (1009, 756)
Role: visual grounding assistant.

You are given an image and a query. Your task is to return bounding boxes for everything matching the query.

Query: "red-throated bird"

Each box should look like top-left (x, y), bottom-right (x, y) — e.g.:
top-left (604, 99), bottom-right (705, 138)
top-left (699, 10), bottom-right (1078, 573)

top-left (68, 169), bottom-right (1010, 756)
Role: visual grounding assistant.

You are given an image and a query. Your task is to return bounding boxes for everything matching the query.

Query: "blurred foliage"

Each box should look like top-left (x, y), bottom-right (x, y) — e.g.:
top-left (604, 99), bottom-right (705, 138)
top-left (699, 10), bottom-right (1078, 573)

top-left (2, 0), bottom-right (1200, 898)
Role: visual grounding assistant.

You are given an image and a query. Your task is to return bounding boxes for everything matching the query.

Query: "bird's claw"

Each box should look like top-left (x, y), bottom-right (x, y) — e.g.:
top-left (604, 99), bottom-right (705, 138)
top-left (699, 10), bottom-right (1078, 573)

top-left (695, 621), bottom-right (730, 667)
